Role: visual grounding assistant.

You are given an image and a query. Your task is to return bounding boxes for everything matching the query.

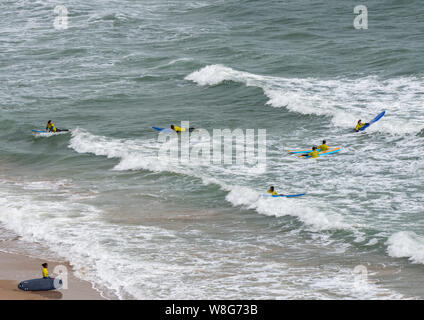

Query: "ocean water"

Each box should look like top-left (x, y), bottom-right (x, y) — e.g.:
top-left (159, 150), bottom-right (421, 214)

top-left (1, 0), bottom-right (424, 299)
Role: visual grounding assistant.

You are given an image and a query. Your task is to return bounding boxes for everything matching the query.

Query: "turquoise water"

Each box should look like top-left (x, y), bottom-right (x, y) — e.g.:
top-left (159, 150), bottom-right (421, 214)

top-left (1, 0), bottom-right (424, 299)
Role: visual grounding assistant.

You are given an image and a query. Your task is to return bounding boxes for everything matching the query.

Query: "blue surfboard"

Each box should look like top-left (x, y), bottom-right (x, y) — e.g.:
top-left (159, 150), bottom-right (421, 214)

top-left (32, 129), bottom-right (70, 135)
top-left (18, 278), bottom-right (62, 291)
top-left (152, 126), bottom-right (173, 133)
top-left (262, 193), bottom-right (305, 198)
top-left (288, 148), bottom-right (322, 154)
top-left (358, 111), bottom-right (385, 131)
top-left (299, 147), bottom-right (340, 158)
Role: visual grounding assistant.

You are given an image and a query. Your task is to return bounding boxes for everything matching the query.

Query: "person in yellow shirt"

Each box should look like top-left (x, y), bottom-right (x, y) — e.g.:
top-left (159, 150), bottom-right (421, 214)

top-left (317, 140), bottom-right (329, 152)
top-left (308, 146), bottom-right (319, 158)
top-left (46, 120), bottom-right (56, 132)
top-left (42, 263), bottom-right (50, 279)
top-left (170, 124), bottom-right (185, 132)
top-left (267, 186), bottom-right (284, 196)
top-left (355, 120), bottom-right (369, 132)
top-left (171, 125), bottom-right (195, 133)
top-left (45, 120), bottom-right (69, 133)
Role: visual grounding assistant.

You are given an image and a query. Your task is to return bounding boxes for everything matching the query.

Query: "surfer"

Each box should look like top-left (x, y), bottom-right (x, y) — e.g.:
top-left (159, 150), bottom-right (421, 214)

top-left (355, 120), bottom-right (368, 132)
top-left (42, 263), bottom-right (50, 279)
top-left (317, 140), bottom-right (329, 152)
top-left (267, 186), bottom-right (284, 196)
top-left (46, 120), bottom-right (56, 132)
top-left (170, 125), bottom-right (195, 133)
top-left (308, 146), bottom-right (319, 158)
top-left (46, 120), bottom-right (68, 133)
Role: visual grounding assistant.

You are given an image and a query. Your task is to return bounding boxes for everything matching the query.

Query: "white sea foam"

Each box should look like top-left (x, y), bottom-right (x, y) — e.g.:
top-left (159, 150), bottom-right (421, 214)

top-left (308, 265), bottom-right (408, 300)
top-left (225, 186), bottom-right (351, 232)
top-left (0, 187), bottom-right (407, 299)
top-left (69, 129), bottom-right (352, 232)
top-left (186, 65), bottom-right (424, 134)
top-left (0, 180), bottom-right (184, 299)
top-left (386, 231), bottom-right (424, 264)
top-left (57, 128), bottom-right (422, 299)
top-left (1, 123), bottom-right (415, 300)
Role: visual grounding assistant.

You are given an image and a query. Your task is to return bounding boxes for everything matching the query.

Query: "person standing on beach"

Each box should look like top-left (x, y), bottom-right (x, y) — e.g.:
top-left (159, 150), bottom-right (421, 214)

top-left (42, 263), bottom-right (50, 279)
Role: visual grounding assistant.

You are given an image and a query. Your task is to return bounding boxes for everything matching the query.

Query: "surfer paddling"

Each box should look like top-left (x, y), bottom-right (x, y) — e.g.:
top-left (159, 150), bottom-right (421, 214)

top-left (46, 120), bottom-right (69, 133)
top-left (355, 120), bottom-right (369, 132)
top-left (308, 146), bottom-right (319, 158)
top-left (170, 124), bottom-right (195, 133)
top-left (317, 140), bottom-right (329, 151)
top-left (267, 186), bottom-right (284, 196)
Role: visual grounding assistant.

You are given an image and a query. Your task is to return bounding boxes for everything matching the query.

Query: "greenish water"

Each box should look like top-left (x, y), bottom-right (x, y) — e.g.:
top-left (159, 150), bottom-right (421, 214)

top-left (0, 0), bottom-right (424, 299)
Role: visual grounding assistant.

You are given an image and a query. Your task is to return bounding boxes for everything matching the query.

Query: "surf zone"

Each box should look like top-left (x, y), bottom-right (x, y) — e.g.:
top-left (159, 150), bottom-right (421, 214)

top-left (157, 122), bottom-right (267, 168)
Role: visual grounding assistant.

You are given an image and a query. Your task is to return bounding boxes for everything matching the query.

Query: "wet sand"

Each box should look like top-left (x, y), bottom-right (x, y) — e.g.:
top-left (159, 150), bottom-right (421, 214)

top-left (0, 251), bottom-right (105, 300)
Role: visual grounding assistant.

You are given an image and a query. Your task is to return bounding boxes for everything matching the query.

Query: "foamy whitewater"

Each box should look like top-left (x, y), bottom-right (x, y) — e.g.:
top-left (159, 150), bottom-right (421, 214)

top-left (1, 0), bottom-right (423, 299)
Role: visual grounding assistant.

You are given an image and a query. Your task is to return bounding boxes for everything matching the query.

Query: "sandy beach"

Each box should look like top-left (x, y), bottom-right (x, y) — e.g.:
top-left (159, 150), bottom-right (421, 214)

top-left (0, 250), bottom-right (105, 300)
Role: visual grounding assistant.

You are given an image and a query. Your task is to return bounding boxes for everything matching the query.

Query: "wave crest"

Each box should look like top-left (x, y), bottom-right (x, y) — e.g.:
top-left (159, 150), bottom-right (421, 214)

top-left (186, 65), bottom-right (424, 135)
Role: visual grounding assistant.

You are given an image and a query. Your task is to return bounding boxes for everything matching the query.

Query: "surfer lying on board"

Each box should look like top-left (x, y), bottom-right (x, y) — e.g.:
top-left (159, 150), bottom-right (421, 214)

top-left (46, 120), bottom-right (69, 133)
top-left (308, 146), bottom-right (319, 158)
top-left (317, 140), bottom-right (329, 152)
top-left (170, 125), bottom-right (195, 133)
top-left (42, 263), bottom-right (51, 279)
top-left (267, 186), bottom-right (284, 196)
top-left (355, 120), bottom-right (369, 132)
top-left (46, 120), bottom-right (57, 132)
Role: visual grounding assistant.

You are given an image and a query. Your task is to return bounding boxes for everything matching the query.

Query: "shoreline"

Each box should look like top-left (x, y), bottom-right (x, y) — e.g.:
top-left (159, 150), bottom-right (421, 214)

top-left (0, 250), bottom-right (106, 300)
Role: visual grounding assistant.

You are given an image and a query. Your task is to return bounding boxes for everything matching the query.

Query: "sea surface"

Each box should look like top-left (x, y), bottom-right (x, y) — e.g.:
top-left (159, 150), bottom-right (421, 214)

top-left (1, 0), bottom-right (424, 299)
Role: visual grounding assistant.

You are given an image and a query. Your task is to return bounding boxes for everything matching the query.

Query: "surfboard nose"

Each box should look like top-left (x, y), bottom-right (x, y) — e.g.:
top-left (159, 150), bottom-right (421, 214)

top-left (53, 279), bottom-right (63, 289)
